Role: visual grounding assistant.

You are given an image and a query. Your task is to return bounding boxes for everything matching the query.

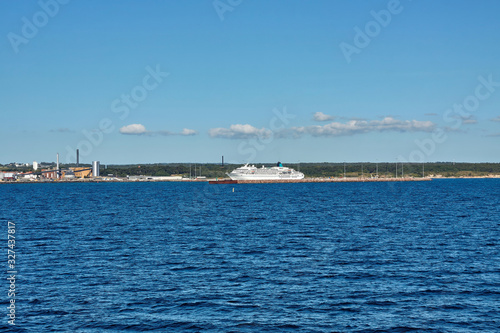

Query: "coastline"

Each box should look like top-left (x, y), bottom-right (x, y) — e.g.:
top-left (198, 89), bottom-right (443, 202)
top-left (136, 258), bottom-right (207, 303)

top-left (2, 175), bottom-right (499, 184)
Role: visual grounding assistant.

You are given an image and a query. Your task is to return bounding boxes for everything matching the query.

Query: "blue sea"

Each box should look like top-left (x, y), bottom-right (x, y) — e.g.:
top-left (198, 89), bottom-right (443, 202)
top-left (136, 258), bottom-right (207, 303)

top-left (1, 179), bottom-right (499, 332)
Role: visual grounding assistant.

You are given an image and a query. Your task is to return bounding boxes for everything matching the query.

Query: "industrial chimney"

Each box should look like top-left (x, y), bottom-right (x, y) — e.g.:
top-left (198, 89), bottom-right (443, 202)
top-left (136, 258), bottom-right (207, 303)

top-left (76, 149), bottom-right (79, 167)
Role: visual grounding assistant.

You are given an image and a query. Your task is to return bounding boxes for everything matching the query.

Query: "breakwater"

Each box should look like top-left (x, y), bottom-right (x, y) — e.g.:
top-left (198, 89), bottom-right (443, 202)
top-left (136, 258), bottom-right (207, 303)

top-left (210, 177), bottom-right (432, 184)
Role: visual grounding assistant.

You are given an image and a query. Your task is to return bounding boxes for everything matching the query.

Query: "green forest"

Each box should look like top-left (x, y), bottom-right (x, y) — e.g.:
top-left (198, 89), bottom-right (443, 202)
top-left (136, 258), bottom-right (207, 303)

top-left (94, 162), bottom-right (500, 178)
top-left (3, 162), bottom-right (499, 178)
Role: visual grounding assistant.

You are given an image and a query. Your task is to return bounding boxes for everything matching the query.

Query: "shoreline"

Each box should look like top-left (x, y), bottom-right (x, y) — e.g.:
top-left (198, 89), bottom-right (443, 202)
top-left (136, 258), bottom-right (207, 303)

top-left (210, 177), bottom-right (432, 184)
top-left (1, 175), bottom-right (499, 184)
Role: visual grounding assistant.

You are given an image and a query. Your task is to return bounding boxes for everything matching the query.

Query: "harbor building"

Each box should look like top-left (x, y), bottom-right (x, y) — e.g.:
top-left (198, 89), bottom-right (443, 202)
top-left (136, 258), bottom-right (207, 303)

top-left (71, 167), bottom-right (92, 178)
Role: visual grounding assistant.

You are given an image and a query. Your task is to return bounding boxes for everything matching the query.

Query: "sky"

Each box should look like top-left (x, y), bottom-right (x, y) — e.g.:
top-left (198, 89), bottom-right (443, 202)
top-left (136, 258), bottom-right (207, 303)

top-left (1, 0), bottom-right (499, 165)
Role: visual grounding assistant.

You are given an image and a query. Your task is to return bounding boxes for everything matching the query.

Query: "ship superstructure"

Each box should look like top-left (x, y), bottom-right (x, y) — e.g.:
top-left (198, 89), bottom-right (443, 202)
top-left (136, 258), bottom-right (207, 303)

top-left (227, 162), bottom-right (304, 180)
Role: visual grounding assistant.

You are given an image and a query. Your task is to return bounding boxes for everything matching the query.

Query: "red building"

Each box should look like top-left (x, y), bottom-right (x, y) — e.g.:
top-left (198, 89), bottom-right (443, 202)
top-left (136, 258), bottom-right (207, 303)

top-left (41, 169), bottom-right (57, 179)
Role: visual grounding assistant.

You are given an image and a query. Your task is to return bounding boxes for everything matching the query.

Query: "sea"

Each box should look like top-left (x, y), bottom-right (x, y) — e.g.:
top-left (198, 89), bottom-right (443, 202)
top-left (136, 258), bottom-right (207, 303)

top-left (1, 179), bottom-right (499, 332)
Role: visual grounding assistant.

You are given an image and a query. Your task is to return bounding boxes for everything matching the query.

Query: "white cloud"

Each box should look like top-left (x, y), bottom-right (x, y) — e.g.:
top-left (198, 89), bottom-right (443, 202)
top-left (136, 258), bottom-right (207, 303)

top-left (181, 128), bottom-right (197, 136)
top-left (451, 114), bottom-right (477, 125)
top-left (444, 126), bottom-right (466, 133)
top-left (491, 116), bottom-right (500, 122)
top-left (208, 118), bottom-right (435, 140)
top-left (292, 117), bottom-right (435, 137)
top-left (157, 130), bottom-right (173, 136)
top-left (209, 124), bottom-right (272, 139)
top-left (119, 124), bottom-right (148, 135)
top-left (120, 124), bottom-right (198, 136)
top-left (313, 112), bottom-right (334, 122)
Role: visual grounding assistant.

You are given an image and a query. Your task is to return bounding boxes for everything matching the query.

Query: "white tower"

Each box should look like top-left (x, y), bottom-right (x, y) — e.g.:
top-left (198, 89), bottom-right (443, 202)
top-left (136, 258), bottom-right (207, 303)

top-left (92, 161), bottom-right (100, 177)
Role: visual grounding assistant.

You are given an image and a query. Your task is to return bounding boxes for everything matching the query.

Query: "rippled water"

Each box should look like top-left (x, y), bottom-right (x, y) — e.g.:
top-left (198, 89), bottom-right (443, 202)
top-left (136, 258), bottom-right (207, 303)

top-left (1, 179), bottom-right (499, 332)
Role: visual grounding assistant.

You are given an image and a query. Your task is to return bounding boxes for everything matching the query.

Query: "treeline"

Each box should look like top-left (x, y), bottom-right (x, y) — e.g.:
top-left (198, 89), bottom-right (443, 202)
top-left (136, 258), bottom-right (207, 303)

top-left (2, 162), bottom-right (499, 178)
top-left (98, 162), bottom-right (500, 178)
top-left (101, 164), bottom-right (230, 178)
top-left (286, 162), bottom-right (500, 178)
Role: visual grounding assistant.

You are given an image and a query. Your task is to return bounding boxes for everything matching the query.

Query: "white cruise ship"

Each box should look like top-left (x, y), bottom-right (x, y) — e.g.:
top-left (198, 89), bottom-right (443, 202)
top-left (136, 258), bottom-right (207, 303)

top-left (227, 162), bottom-right (304, 180)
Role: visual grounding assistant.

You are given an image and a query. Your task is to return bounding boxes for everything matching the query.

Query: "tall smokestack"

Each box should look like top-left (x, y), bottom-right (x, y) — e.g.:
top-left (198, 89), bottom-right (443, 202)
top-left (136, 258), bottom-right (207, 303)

top-left (56, 153), bottom-right (60, 179)
top-left (76, 149), bottom-right (79, 167)
top-left (222, 155), bottom-right (224, 166)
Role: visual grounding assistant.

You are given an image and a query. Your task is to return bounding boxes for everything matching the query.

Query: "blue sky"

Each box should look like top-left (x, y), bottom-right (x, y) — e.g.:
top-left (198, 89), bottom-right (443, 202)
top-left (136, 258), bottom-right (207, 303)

top-left (1, 0), bottom-right (499, 164)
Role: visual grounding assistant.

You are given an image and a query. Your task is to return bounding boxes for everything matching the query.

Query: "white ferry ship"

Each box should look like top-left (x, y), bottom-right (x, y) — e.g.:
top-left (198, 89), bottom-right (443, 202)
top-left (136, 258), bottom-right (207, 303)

top-left (227, 162), bottom-right (304, 180)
